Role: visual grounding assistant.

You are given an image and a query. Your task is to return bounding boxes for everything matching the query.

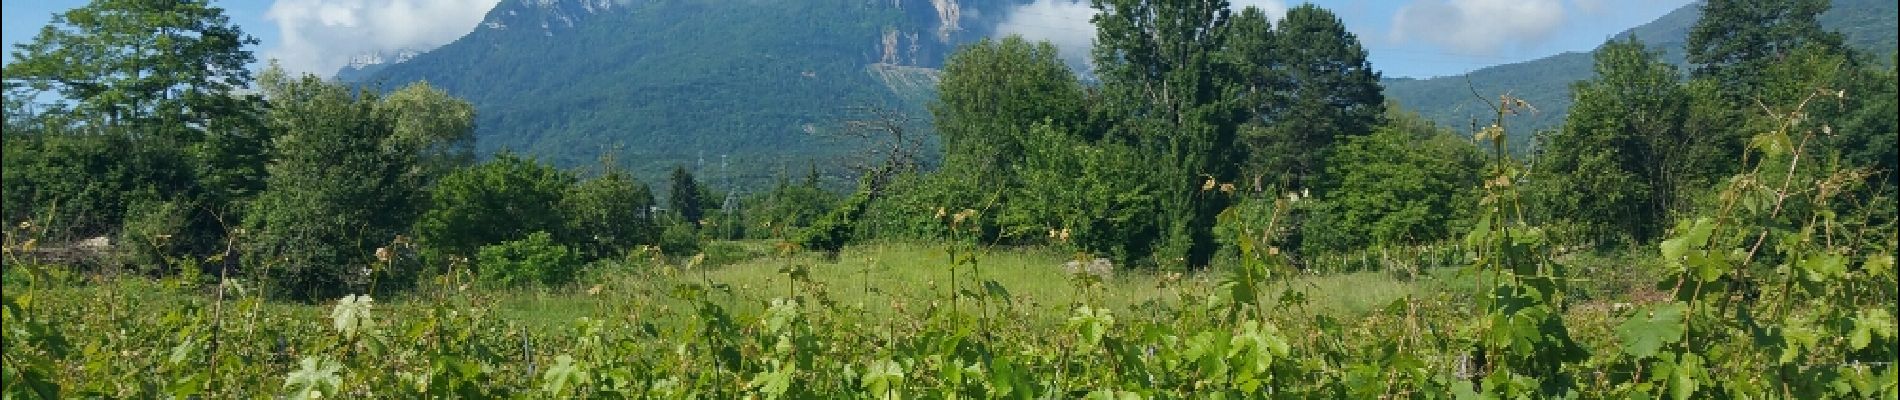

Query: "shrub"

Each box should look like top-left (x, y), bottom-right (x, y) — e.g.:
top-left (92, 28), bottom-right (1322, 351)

top-left (476, 231), bottom-right (579, 287)
top-left (657, 222), bottom-right (700, 256)
top-left (701, 241), bottom-right (763, 267)
top-left (415, 153), bottom-right (573, 260)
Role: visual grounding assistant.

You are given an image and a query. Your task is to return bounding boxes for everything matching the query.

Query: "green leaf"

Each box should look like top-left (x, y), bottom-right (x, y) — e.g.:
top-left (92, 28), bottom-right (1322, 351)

top-left (867, 359), bottom-right (906, 399)
top-left (1660, 218), bottom-right (1714, 270)
top-left (1799, 253), bottom-right (1848, 282)
top-left (542, 354), bottom-right (585, 396)
top-left (1670, 353), bottom-right (1703, 400)
top-left (1852, 308), bottom-right (1896, 350)
top-left (747, 359), bottom-right (794, 399)
top-left (1617, 302), bottom-right (1687, 359)
top-left (283, 356), bottom-right (342, 400)
top-left (330, 294), bottom-right (374, 339)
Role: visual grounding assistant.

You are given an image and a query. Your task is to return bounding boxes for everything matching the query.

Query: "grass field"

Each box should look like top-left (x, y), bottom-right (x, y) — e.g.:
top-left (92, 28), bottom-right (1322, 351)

top-left (461, 241), bottom-right (1428, 331)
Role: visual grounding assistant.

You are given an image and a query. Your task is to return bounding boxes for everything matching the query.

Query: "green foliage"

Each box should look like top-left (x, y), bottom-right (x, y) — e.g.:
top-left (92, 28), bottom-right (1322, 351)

top-left (1091, 0), bottom-right (1248, 267)
top-left (1587, 89), bottom-right (1899, 400)
top-left (1004, 122), bottom-right (1159, 262)
top-left (476, 231), bottom-right (580, 287)
top-left (377, 82), bottom-right (476, 181)
top-left (794, 178), bottom-right (876, 255)
top-left (2, 0), bottom-right (257, 137)
top-left (657, 221), bottom-right (701, 256)
top-left (0, 132), bottom-right (191, 241)
top-left (245, 71), bottom-right (422, 301)
top-left (933, 36), bottom-right (1088, 186)
top-left (1241, 5), bottom-right (1386, 188)
top-left (744, 175), bottom-right (839, 240)
top-left (1300, 109), bottom-right (1482, 252)
top-left (415, 152), bottom-right (574, 259)
top-left (1688, 0), bottom-right (1845, 99)
top-left (1458, 98), bottom-right (1589, 396)
top-left (1534, 38), bottom-right (1702, 244)
top-left (856, 172), bottom-right (983, 242)
top-left (700, 241), bottom-right (765, 267)
top-left (117, 197), bottom-right (192, 274)
top-left (668, 166), bottom-right (706, 229)
top-left (1, 0), bottom-right (267, 258)
top-left (563, 166), bottom-right (658, 259)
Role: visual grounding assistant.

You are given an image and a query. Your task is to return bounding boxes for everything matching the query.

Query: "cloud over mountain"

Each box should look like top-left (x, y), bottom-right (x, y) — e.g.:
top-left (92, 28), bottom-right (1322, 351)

top-left (1390, 0), bottom-right (1566, 55)
top-left (263, 0), bottom-right (500, 75)
top-left (994, 0), bottom-right (1287, 66)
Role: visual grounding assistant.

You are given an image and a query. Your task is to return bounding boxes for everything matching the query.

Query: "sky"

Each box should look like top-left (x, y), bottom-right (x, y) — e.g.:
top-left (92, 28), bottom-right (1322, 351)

top-left (2, 0), bottom-right (1693, 80)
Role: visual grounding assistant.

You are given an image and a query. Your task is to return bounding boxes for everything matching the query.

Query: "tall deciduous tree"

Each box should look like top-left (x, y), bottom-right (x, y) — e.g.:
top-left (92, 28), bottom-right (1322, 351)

top-left (934, 36), bottom-right (1087, 181)
top-left (1303, 108), bottom-right (1482, 251)
top-left (245, 72), bottom-right (416, 301)
top-left (563, 166), bottom-right (658, 259)
top-left (1537, 38), bottom-right (1691, 243)
top-left (379, 82), bottom-right (477, 182)
top-left (932, 35), bottom-right (1092, 243)
top-left (1687, 0), bottom-right (1844, 99)
top-left (1091, 0), bottom-right (1247, 267)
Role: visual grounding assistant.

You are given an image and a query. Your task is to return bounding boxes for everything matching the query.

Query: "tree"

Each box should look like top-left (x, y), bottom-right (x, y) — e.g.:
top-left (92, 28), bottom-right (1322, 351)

top-left (746, 173), bottom-right (839, 239)
top-left (1251, 4), bottom-right (1385, 189)
top-left (414, 152), bottom-right (574, 260)
top-left (1687, 0), bottom-right (1845, 99)
top-left (1535, 38), bottom-right (1691, 243)
top-left (1006, 122), bottom-right (1161, 262)
top-left (245, 73), bottom-right (419, 301)
top-left (378, 82), bottom-right (476, 182)
top-left (1091, 0), bottom-right (1248, 267)
top-left (3, 0), bottom-right (257, 134)
top-left (930, 35), bottom-right (1092, 243)
top-left (934, 36), bottom-right (1088, 183)
top-left (3, 0), bottom-right (266, 255)
top-left (563, 166), bottom-right (658, 260)
top-left (1302, 109), bottom-right (1482, 251)
top-left (669, 165), bottom-right (706, 228)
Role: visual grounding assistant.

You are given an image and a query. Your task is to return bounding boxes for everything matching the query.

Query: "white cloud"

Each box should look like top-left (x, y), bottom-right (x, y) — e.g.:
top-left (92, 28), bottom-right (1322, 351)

top-left (1390, 0), bottom-right (1565, 55)
top-left (994, 0), bottom-right (1286, 66)
top-left (264, 0), bottom-right (501, 76)
top-left (1572, 0), bottom-right (1610, 15)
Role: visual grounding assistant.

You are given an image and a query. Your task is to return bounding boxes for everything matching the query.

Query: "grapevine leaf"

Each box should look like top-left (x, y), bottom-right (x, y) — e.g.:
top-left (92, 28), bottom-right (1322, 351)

top-left (1852, 308), bottom-right (1895, 350)
top-left (1660, 218), bottom-right (1713, 271)
top-left (1670, 353), bottom-right (1703, 400)
top-left (330, 294), bottom-right (374, 339)
top-left (1617, 302), bottom-right (1687, 359)
top-left (542, 354), bottom-right (585, 396)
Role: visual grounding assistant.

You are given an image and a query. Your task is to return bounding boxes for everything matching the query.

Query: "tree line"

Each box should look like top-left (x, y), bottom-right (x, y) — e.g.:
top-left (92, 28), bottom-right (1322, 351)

top-left (4, 0), bottom-right (1894, 300)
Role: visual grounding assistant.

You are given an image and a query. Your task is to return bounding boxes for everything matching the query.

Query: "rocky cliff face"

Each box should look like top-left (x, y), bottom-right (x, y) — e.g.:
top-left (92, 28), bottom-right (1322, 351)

top-left (349, 0), bottom-right (1035, 189)
top-left (481, 0), bottom-right (623, 36)
top-left (469, 0), bottom-right (1014, 66)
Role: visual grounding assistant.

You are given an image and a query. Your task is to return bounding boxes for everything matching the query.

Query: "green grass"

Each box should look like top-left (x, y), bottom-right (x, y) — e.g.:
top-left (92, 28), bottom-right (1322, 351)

top-left (478, 240), bottom-right (1426, 331)
top-left (4, 240), bottom-right (1435, 342)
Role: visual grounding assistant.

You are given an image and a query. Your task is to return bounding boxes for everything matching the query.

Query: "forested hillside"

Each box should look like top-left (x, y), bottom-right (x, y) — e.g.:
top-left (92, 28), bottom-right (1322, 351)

top-left (357, 0), bottom-right (1029, 189)
top-left (1384, 0), bottom-right (1898, 152)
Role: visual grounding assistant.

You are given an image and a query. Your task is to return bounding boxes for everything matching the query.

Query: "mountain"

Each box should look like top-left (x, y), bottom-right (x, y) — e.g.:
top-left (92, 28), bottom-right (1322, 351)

top-left (334, 48), bottom-right (421, 83)
top-left (354, 0), bottom-right (1024, 190)
top-left (1383, 0), bottom-right (1899, 151)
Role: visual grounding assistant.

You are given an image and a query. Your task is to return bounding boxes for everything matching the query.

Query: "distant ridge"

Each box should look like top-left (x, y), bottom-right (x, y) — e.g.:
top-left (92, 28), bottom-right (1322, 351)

top-left (1383, 0), bottom-right (1898, 150)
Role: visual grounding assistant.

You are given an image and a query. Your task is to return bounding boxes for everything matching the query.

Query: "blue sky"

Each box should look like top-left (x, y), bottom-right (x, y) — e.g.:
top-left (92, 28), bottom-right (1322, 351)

top-left (3, 0), bottom-right (1692, 79)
